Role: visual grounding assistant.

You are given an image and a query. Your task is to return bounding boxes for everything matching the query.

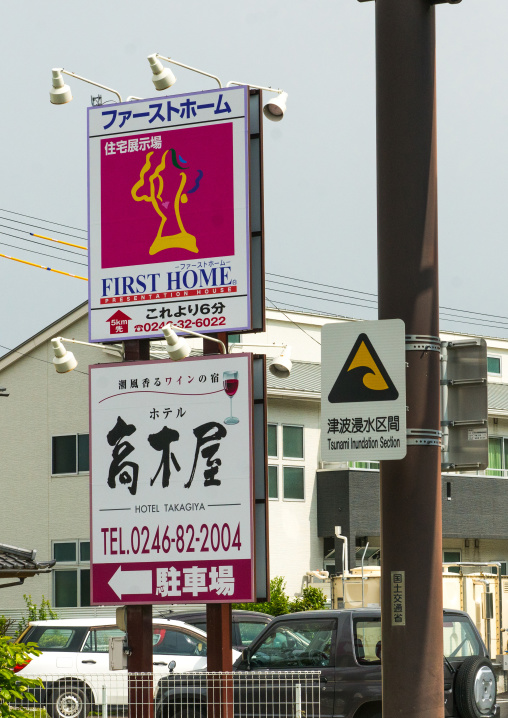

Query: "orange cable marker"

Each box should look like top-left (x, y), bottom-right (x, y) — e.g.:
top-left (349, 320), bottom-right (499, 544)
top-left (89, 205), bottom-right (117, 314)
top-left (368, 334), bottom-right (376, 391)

top-left (0, 252), bottom-right (88, 280)
top-left (30, 232), bottom-right (88, 251)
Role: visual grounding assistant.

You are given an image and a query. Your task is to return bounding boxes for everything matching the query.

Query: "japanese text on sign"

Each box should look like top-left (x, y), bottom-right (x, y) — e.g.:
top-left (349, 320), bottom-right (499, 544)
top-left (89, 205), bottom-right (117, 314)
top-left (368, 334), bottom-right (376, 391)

top-left (391, 571), bottom-right (406, 626)
top-left (101, 94), bottom-right (232, 131)
top-left (90, 354), bottom-right (255, 605)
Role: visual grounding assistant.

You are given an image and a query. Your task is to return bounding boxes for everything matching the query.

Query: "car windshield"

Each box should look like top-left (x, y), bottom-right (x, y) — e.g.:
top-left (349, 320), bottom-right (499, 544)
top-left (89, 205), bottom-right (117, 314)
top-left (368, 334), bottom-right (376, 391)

top-left (26, 627), bottom-right (78, 651)
top-left (249, 619), bottom-right (334, 668)
top-left (443, 617), bottom-right (480, 659)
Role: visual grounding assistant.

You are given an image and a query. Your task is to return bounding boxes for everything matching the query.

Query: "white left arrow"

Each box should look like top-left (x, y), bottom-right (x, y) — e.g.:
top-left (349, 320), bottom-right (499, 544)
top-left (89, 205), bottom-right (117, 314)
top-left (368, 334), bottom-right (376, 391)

top-left (108, 566), bottom-right (152, 599)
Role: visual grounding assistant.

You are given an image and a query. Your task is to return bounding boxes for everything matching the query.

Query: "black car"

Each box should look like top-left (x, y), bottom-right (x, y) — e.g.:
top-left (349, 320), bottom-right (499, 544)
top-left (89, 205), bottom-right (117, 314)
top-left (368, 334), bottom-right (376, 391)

top-left (156, 608), bottom-right (499, 718)
top-left (158, 609), bottom-right (272, 652)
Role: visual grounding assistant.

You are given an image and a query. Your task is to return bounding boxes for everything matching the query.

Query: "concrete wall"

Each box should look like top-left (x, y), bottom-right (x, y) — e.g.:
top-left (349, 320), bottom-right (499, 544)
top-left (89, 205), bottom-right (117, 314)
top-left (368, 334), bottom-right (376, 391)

top-left (266, 398), bottom-right (322, 596)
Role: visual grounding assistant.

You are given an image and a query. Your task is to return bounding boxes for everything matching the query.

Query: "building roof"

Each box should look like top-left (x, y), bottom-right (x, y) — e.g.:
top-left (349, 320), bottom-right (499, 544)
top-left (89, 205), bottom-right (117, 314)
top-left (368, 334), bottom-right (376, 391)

top-left (0, 543), bottom-right (56, 587)
top-left (267, 360), bottom-right (320, 400)
top-left (267, 362), bottom-right (508, 411)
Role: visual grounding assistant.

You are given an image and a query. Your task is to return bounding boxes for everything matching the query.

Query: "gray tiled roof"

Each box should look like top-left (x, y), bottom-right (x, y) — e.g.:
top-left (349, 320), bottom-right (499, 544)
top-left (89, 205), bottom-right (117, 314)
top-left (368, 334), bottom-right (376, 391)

top-left (152, 349), bottom-right (508, 408)
top-left (267, 360), bottom-right (320, 394)
top-left (267, 365), bottom-right (508, 410)
top-left (0, 543), bottom-right (55, 581)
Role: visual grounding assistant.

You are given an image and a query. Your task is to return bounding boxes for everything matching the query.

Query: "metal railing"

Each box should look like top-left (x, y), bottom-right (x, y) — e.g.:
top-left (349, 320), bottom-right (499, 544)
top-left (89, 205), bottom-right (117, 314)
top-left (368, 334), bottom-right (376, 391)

top-left (16, 671), bottom-right (321, 718)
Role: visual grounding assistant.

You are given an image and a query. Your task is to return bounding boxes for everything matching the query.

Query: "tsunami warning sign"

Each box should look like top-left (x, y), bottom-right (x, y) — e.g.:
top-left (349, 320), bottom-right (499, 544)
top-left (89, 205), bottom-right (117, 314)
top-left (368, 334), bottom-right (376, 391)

top-left (321, 320), bottom-right (406, 462)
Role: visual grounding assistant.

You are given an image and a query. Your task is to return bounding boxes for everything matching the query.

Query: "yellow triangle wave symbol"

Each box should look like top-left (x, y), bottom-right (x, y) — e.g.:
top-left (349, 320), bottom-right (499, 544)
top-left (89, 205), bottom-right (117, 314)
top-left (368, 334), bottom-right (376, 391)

top-left (347, 341), bottom-right (389, 391)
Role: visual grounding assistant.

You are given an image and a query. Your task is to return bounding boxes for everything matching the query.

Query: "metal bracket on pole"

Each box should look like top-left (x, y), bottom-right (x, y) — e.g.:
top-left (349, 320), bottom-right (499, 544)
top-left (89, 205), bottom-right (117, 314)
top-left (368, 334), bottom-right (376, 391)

top-left (405, 335), bottom-right (441, 353)
top-left (406, 429), bottom-right (442, 446)
top-left (440, 378), bottom-right (487, 387)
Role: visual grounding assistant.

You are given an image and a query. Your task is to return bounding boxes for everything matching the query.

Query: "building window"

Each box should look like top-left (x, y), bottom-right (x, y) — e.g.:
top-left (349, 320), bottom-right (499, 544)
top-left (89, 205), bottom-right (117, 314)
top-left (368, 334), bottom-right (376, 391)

top-left (52, 434), bottom-right (89, 475)
top-left (486, 437), bottom-right (508, 477)
top-left (53, 540), bottom-right (90, 607)
top-left (267, 424), bottom-right (278, 458)
top-left (443, 550), bottom-right (461, 574)
top-left (268, 465), bottom-right (278, 499)
top-left (282, 425), bottom-right (304, 459)
top-left (228, 334), bottom-right (241, 346)
top-left (492, 563), bottom-right (507, 576)
top-left (283, 466), bottom-right (304, 500)
top-left (487, 356), bottom-right (501, 375)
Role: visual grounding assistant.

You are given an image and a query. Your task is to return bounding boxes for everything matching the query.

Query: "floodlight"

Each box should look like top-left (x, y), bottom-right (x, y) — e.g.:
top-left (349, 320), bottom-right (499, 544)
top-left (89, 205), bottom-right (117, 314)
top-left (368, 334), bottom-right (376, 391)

top-left (226, 82), bottom-right (288, 122)
top-left (263, 91), bottom-right (288, 122)
top-left (149, 54), bottom-right (222, 88)
top-left (147, 54), bottom-right (177, 91)
top-left (269, 346), bottom-right (292, 379)
top-left (50, 336), bottom-right (124, 373)
top-left (51, 338), bottom-right (78, 373)
top-left (49, 68), bottom-right (123, 105)
top-left (50, 69), bottom-right (72, 105)
top-left (162, 325), bottom-right (192, 361)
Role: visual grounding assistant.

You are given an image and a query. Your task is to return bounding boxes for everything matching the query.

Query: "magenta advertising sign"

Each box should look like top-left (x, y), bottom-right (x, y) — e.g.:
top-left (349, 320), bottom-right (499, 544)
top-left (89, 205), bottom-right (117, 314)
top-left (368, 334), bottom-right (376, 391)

top-left (89, 354), bottom-right (255, 605)
top-left (88, 87), bottom-right (250, 342)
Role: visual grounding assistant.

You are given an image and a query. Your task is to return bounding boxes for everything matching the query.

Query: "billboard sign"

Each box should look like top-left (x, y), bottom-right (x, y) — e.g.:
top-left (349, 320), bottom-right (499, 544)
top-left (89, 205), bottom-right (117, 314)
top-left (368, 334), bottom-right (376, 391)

top-left (321, 320), bottom-right (407, 462)
top-left (89, 353), bottom-right (255, 604)
top-left (88, 86), bottom-right (259, 342)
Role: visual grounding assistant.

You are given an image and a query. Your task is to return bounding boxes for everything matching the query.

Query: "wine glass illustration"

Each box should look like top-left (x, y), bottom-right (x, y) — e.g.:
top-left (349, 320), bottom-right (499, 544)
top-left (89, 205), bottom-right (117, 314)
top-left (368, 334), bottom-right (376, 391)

top-left (223, 370), bottom-right (239, 425)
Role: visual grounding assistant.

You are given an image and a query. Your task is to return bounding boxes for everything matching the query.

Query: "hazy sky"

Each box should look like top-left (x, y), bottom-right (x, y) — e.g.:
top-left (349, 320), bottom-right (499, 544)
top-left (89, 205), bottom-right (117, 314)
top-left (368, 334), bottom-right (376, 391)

top-left (1, 0), bottom-right (507, 356)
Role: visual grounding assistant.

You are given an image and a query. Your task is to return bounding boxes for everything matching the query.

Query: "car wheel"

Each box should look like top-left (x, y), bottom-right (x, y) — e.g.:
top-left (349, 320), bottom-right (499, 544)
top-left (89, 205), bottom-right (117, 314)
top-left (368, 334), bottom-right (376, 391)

top-left (50, 683), bottom-right (90, 718)
top-left (454, 655), bottom-right (496, 718)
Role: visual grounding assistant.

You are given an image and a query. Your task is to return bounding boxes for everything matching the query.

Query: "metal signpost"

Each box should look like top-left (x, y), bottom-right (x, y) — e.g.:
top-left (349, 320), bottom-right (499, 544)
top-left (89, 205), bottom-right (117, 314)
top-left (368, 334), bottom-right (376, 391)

top-left (85, 83), bottom-right (268, 708)
top-left (88, 86), bottom-right (264, 342)
top-left (321, 319), bottom-right (406, 462)
top-left (441, 338), bottom-right (488, 472)
top-left (89, 353), bottom-right (256, 605)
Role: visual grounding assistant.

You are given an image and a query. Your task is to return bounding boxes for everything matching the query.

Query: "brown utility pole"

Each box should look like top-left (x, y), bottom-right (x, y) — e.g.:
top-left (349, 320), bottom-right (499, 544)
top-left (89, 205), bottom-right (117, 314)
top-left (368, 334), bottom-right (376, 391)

top-left (124, 339), bottom-right (154, 718)
top-left (376, 0), bottom-right (443, 716)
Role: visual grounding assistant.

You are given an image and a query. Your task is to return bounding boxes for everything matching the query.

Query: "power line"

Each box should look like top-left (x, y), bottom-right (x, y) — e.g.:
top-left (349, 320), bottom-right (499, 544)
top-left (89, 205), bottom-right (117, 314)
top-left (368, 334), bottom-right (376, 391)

top-left (266, 272), bottom-right (377, 298)
top-left (266, 298), bottom-right (355, 318)
top-left (0, 237), bottom-right (88, 266)
top-left (0, 208), bottom-right (87, 234)
top-left (267, 277), bottom-right (378, 305)
top-left (265, 296), bottom-right (322, 345)
top-left (267, 296), bottom-right (508, 333)
top-left (0, 215), bottom-right (87, 241)
top-left (265, 284), bottom-right (378, 312)
top-left (0, 253), bottom-right (88, 281)
top-left (31, 233), bottom-right (87, 251)
top-left (267, 270), bottom-right (508, 325)
top-left (0, 227), bottom-right (87, 259)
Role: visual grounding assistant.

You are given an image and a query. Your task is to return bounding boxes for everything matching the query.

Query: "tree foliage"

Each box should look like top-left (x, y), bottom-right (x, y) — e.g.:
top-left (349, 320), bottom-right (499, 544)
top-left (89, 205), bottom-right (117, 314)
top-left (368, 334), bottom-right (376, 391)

top-left (233, 576), bottom-right (327, 616)
top-left (0, 636), bottom-right (42, 718)
top-left (0, 620), bottom-right (14, 639)
top-left (16, 595), bottom-right (57, 637)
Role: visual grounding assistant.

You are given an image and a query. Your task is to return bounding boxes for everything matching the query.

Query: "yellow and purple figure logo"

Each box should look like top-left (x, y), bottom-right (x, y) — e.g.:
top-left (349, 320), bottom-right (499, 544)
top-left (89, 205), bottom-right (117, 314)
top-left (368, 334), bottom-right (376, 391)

top-left (100, 123), bottom-right (235, 269)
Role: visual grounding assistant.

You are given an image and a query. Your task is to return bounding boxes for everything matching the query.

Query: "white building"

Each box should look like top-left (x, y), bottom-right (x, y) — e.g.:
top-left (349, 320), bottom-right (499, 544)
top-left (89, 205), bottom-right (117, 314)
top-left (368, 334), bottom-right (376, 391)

top-left (1, 303), bottom-right (508, 616)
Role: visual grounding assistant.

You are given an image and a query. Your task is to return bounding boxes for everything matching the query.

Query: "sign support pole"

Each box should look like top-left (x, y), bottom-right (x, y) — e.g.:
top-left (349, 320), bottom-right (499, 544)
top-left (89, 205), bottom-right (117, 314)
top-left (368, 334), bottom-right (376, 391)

top-left (376, 1), bottom-right (443, 716)
top-left (203, 332), bottom-right (233, 718)
top-left (124, 339), bottom-right (154, 718)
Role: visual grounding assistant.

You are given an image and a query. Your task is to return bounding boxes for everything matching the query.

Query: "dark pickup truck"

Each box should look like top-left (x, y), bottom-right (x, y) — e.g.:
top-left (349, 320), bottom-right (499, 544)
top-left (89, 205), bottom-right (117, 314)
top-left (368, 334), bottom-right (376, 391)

top-left (155, 608), bottom-right (499, 718)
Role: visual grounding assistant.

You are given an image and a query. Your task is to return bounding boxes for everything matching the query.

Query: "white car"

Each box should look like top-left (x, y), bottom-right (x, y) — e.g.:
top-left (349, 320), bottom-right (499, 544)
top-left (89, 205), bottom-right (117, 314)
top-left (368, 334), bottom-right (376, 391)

top-left (16, 617), bottom-right (240, 718)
